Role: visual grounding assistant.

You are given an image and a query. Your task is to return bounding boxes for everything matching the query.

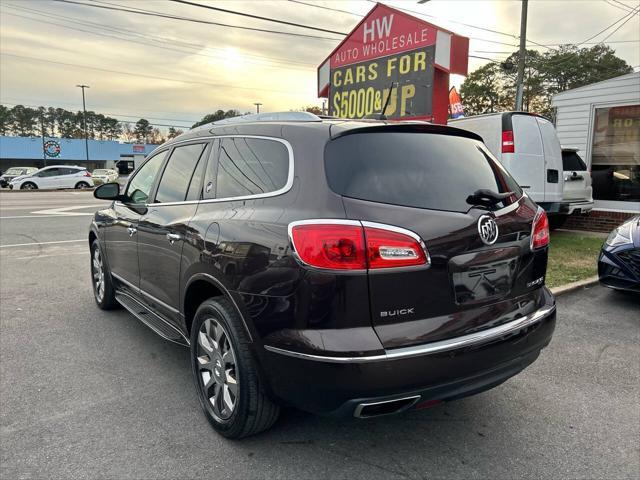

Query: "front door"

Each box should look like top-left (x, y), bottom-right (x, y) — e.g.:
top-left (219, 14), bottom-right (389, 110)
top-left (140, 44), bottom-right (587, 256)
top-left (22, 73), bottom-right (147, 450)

top-left (35, 167), bottom-right (61, 188)
top-left (137, 142), bottom-right (209, 321)
top-left (104, 150), bottom-right (169, 290)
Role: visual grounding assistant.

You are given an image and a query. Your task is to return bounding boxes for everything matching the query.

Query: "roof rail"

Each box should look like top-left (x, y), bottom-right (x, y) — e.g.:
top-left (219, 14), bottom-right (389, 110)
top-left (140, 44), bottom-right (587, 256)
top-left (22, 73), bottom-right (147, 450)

top-left (207, 111), bottom-right (322, 127)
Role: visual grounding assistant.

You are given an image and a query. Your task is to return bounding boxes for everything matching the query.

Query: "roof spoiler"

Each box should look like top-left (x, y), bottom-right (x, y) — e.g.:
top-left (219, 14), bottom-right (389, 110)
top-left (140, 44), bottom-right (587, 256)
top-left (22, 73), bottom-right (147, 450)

top-left (330, 123), bottom-right (484, 142)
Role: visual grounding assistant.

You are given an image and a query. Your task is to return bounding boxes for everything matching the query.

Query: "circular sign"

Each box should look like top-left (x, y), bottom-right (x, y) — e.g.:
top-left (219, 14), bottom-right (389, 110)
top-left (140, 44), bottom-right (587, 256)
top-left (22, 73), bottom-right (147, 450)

top-left (44, 140), bottom-right (61, 158)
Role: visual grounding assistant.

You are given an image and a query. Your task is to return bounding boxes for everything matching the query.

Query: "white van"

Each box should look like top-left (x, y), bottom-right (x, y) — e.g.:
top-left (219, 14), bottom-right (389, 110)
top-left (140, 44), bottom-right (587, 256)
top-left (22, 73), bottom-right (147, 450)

top-left (450, 112), bottom-right (591, 219)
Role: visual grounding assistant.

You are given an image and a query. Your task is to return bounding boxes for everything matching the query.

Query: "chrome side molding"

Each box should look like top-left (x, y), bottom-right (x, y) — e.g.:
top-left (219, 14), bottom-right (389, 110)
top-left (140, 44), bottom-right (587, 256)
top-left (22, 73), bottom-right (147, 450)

top-left (264, 304), bottom-right (556, 364)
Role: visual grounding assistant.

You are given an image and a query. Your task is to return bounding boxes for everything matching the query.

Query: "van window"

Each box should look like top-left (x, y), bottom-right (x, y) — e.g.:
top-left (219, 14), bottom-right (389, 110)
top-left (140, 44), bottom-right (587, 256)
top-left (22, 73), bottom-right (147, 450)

top-left (325, 132), bottom-right (522, 213)
top-left (215, 137), bottom-right (289, 199)
top-left (155, 144), bottom-right (206, 203)
top-left (512, 115), bottom-right (543, 155)
top-left (562, 151), bottom-right (587, 171)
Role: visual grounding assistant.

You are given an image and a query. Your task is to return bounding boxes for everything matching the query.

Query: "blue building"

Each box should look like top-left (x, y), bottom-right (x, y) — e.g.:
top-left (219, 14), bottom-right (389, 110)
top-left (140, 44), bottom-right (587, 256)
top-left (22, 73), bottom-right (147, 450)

top-left (0, 135), bottom-right (159, 172)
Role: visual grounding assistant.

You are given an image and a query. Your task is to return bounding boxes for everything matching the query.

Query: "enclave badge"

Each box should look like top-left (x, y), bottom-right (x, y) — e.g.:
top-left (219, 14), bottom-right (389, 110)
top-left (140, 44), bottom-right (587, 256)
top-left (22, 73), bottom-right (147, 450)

top-left (477, 215), bottom-right (499, 245)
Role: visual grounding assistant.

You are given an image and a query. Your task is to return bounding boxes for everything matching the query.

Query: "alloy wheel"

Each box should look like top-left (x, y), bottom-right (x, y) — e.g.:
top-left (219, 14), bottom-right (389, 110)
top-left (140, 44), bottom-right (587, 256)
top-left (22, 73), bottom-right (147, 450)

top-left (92, 248), bottom-right (105, 302)
top-left (196, 318), bottom-right (238, 421)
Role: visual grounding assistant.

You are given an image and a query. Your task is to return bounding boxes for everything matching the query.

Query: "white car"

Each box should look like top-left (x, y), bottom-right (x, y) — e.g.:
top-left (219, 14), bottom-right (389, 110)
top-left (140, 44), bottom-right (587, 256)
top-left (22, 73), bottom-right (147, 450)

top-left (91, 168), bottom-right (119, 185)
top-left (9, 165), bottom-right (94, 190)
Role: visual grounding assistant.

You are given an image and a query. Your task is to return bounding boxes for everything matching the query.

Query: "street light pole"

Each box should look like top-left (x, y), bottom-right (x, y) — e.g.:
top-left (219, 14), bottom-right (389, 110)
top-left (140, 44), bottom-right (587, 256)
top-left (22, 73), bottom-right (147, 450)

top-left (514, 0), bottom-right (528, 111)
top-left (76, 84), bottom-right (90, 163)
top-left (253, 102), bottom-right (262, 113)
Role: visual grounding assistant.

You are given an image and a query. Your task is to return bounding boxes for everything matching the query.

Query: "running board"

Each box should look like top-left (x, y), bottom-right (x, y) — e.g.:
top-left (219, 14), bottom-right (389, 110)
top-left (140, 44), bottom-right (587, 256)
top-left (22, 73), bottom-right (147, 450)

top-left (115, 291), bottom-right (189, 346)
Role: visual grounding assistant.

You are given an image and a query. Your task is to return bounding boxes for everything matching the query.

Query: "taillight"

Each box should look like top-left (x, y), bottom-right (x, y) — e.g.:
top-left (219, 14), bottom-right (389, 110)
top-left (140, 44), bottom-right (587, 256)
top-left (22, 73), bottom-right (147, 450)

top-left (502, 130), bottom-right (515, 153)
top-left (363, 223), bottom-right (428, 269)
top-left (289, 221), bottom-right (429, 271)
top-left (83, 171), bottom-right (92, 177)
top-left (530, 207), bottom-right (549, 250)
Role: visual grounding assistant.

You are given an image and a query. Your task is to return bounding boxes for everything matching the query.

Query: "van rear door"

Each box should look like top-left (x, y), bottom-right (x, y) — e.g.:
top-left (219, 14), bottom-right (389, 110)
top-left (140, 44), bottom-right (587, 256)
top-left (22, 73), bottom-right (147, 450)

top-left (536, 117), bottom-right (564, 205)
top-left (507, 114), bottom-right (546, 202)
top-left (562, 149), bottom-right (592, 202)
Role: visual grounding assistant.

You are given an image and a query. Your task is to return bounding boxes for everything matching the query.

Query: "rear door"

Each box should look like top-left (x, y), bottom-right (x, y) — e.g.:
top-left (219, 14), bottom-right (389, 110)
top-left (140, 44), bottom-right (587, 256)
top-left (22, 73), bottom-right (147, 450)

top-left (508, 114), bottom-right (546, 202)
top-left (137, 141), bottom-right (210, 321)
top-left (325, 128), bottom-right (545, 349)
top-left (562, 150), bottom-right (592, 201)
top-left (536, 117), bottom-right (564, 204)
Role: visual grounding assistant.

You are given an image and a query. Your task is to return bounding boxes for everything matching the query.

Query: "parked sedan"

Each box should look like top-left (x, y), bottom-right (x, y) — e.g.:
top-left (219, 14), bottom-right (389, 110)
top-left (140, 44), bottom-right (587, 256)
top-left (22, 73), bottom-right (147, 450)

top-left (9, 165), bottom-right (94, 190)
top-left (91, 168), bottom-right (119, 185)
top-left (0, 166), bottom-right (38, 187)
top-left (598, 216), bottom-right (640, 292)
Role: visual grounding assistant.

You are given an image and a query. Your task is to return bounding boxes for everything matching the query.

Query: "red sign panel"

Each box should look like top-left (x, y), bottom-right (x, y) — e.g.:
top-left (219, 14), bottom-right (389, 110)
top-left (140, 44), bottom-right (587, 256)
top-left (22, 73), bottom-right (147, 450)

top-left (132, 144), bottom-right (145, 153)
top-left (330, 4), bottom-right (437, 69)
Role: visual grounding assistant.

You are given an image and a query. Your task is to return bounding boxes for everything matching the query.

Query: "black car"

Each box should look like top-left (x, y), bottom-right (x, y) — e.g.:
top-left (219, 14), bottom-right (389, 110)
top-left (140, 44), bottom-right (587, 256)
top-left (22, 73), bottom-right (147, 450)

top-left (598, 216), bottom-right (640, 292)
top-left (89, 112), bottom-right (556, 438)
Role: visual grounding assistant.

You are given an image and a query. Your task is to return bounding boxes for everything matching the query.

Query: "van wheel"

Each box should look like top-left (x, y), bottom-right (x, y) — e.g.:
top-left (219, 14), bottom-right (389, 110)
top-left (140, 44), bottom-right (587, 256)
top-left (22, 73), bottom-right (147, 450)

top-left (21, 182), bottom-right (37, 190)
top-left (190, 297), bottom-right (280, 439)
top-left (75, 181), bottom-right (90, 189)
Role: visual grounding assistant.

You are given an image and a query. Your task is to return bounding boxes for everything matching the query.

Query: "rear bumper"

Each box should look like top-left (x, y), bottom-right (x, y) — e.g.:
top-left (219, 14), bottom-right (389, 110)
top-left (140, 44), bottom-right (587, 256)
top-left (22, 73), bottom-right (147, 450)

top-left (260, 289), bottom-right (556, 416)
top-left (539, 201), bottom-right (593, 215)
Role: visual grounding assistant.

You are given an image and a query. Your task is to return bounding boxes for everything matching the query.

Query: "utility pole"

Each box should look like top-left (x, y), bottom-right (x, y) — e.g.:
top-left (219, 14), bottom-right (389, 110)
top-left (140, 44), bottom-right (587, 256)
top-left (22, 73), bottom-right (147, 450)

top-left (514, 0), bottom-right (528, 111)
top-left (76, 84), bottom-right (90, 162)
top-left (40, 112), bottom-right (47, 168)
top-left (253, 102), bottom-right (262, 113)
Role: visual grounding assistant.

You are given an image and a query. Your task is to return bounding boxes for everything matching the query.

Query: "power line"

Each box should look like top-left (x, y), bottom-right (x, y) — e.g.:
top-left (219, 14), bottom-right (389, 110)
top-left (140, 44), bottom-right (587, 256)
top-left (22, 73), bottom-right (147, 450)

top-left (170, 0), bottom-right (347, 35)
top-left (52, 0), bottom-right (342, 41)
top-left (0, 52), bottom-right (310, 95)
top-left (607, 0), bottom-right (638, 13)
top-left (0, 7), bottom-right (315, 71)
top-left (288, 0), bottom-right (361, 17)
top-left (2, 2), bottom-right (317, 68)
top-left (578, 5), bottom-right (639, 46)
top-left (600, 5), bottom-right (640, 43)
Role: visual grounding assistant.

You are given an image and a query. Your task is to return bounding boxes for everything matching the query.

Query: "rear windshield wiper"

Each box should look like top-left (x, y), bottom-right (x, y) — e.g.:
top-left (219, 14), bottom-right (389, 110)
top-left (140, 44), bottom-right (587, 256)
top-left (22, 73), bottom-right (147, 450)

top-left (466, 189), bottom-right (514, 208)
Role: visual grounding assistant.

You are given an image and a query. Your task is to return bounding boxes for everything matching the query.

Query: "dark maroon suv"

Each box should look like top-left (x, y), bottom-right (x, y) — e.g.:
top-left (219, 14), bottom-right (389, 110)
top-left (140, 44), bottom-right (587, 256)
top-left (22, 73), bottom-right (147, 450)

top-left (90, 112), bottom-right (555, 438)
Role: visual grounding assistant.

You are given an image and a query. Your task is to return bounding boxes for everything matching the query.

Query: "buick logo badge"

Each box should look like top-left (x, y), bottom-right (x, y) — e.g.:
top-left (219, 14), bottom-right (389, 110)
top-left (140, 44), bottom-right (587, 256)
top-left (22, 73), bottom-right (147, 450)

top-left (477, 215), bottom-right (499, 245)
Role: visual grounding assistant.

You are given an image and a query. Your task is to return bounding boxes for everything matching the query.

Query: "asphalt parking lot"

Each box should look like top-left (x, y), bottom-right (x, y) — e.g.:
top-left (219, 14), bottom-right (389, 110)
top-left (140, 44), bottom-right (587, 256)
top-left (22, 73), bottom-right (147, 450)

top-left (1, 190), bottom-right (639, 480)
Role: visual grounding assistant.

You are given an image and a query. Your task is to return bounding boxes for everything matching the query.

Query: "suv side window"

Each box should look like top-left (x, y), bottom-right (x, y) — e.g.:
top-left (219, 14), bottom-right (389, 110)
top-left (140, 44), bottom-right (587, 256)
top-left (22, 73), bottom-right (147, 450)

top-left (155, 143), bottom-right (207, 203)
top-left (214, 137), bottom-right (289, 199)
top-left (61, 168), bottom-right (79, 175)
top-left (126, 151), bottom-right (168, 204)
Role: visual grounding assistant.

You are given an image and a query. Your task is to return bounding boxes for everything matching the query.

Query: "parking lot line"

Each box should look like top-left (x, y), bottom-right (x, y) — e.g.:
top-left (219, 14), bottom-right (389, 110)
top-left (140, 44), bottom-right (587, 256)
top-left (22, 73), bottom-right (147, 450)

top-left (0, 239), bottom-right (86, 248)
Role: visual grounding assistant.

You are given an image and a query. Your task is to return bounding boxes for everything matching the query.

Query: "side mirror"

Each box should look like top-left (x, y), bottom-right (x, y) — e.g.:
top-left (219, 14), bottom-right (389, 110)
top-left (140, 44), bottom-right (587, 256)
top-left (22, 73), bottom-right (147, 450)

top-left (94, 182), bottom-right (123, 201)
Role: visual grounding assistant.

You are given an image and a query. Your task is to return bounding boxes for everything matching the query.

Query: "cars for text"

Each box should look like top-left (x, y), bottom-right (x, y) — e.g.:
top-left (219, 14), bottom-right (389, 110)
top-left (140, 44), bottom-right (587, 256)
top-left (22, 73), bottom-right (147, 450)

top-left (89, 112), bottom-right (556, 438)
top-left (9, 165), bottom-right (94, 190)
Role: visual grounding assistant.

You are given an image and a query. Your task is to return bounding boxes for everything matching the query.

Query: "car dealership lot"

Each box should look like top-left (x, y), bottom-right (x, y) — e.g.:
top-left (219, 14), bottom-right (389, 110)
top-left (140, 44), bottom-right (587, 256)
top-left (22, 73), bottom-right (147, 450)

top-left (1, 191), bottom-right (638, 479)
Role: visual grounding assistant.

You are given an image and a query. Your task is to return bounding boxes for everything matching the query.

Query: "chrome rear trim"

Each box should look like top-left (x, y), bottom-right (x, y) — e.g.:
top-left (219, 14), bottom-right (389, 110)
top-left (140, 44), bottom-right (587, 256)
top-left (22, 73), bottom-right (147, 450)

top-left (264, 304), bottom-right (555, 363)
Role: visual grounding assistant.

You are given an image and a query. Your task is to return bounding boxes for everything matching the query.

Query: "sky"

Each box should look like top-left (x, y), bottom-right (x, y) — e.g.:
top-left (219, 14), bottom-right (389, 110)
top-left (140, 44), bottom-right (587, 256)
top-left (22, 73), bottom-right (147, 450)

top-left (1, 0), bottom-right (639, 131)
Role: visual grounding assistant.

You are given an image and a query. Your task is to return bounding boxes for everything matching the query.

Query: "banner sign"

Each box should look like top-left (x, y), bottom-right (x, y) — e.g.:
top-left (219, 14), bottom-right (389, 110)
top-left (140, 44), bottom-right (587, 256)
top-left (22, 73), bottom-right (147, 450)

top-left (448, 87), bottom-right (464, 119)
top-left (43, 140), bottom-right (61, 158)
top-left (329, 46), bottom-right (435, 119)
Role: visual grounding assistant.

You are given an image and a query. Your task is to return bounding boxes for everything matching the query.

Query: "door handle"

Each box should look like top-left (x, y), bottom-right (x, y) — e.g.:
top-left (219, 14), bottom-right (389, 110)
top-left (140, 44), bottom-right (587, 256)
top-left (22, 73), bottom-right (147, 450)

top-left (127, 226), bottom-right (137, 237)
top-left (166, 233), bottom-right (182, 244)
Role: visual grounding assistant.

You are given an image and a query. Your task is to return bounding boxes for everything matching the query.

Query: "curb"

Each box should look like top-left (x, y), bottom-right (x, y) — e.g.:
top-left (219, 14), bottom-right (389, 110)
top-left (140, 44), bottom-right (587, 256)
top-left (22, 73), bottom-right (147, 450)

top-left (550, 276), bottom-right (599, 296)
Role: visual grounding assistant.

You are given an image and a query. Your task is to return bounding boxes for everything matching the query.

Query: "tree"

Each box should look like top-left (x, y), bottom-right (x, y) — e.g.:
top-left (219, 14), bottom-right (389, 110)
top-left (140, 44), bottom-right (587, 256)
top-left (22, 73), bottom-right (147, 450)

top-left (134, 118), bottom-right (153, 143)
top-left (192, 109), bottom-right (240, 128)
top-left (149, 127), bottom-right (165, 144)
top-left (104, 117), bottom-right (122, 140)
top-left (167, 126), bottom-right (184, 139)
top-left (460, 44), bottom-right (633, 117)
top-left (303, 105), bottom-right (323, 115)
top-left (0, 105), bottom-right (10, 136)
top-left (9, 105), bottom-right (39, 136)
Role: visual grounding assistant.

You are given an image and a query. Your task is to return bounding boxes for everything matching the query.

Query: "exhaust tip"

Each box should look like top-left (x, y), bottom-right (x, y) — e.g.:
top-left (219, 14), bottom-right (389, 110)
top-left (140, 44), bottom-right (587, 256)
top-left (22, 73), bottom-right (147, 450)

top-left (354, 395), bottom-right (421, 418)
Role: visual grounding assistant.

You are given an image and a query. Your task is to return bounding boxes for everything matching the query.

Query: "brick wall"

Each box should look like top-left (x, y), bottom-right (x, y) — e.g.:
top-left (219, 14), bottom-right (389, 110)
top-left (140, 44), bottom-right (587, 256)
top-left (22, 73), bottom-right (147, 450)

top-left (562, 210), bottom-right (638, 232)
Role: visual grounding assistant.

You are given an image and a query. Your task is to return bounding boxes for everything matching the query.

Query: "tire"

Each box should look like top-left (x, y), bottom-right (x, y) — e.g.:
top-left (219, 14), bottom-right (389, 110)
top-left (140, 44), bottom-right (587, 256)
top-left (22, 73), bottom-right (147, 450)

top-left (20, 182), bottom-right (37, 190)
top-left (90, 239), bottom-right (118, 310)
top-left (75, 181), bottom-right (90, 189)
top-left (190, 297), bottom-right (279, 439)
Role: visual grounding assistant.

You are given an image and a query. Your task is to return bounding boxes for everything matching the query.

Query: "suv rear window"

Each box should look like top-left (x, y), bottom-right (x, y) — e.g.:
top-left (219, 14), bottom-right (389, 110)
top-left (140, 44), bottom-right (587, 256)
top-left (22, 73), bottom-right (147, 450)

top-left (325, 132), bottom-right (522, 213)
top-left (562, 150), bottom-right (587, 171)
